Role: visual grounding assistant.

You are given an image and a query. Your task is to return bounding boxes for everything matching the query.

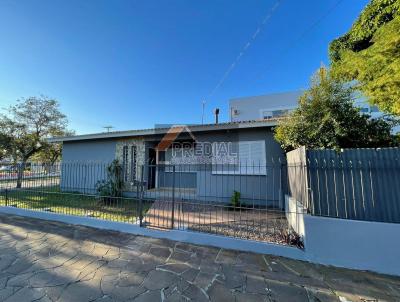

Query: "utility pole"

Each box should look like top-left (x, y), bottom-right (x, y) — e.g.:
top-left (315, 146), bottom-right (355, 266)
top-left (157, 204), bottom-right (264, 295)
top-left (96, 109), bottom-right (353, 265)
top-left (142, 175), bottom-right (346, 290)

top-left (201, 100), bottom-right (206, 125)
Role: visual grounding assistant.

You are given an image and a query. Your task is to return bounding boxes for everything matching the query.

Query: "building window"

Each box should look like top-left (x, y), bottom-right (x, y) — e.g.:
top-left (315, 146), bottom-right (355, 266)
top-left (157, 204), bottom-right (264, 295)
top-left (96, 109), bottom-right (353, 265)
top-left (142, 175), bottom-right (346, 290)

top-left (237, 140), bottom-right (266, 174)
top-left (262, 111), bottom-right (273, 119)
top-left (122, 145), bottom-right (128, 181)
top-left (261, 109), bottom-right (293, 119)
top-left (370, 105), bottom-right (379, 113)
top-left (272, 109), bottom-right (290, 117)
top-left (130, 145), bottom-right (137, 182)
top-left (212, 140), bottom-right (266, 175)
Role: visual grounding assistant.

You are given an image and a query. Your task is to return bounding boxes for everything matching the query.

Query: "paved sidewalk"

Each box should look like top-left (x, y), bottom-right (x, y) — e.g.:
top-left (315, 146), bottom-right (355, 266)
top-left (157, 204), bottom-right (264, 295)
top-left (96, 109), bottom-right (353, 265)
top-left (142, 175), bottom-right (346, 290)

top-left (0, 214), bottom-right (399, 301)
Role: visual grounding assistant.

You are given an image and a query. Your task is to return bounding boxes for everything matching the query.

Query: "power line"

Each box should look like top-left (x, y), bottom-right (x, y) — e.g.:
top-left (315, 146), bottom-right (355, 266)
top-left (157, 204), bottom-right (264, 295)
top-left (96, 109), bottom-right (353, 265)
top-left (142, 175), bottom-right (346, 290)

top-left (255, 0), bottom-right (344, 81)
top-left (200, 0), bottom-right (343, 123)
top-left (204, 0), bottom-right (283, 101)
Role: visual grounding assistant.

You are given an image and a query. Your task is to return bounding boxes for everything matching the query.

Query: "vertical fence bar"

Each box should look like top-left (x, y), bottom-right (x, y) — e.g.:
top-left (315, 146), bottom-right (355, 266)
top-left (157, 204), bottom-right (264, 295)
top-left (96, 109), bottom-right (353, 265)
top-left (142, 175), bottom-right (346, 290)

top-left (279, 158), bottom-right (283, 209)
top-left (138, 165), bottom-right (144, 227)
top-left (359, 160), bottom-right (366, 220)
top-left (171, 165), bottom-right (175, 229)
top-left (332, 160), bottom-right (339, 218)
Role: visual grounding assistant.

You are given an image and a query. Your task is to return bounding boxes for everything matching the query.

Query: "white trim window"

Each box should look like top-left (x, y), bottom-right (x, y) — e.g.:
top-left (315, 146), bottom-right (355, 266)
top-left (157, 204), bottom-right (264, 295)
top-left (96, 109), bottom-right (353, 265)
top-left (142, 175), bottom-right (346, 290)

top-left (212, 140), bottom-right (266, 175)
top-left (261, 110), bottom-right (273, 119)
top-left (259, 106), bottom-right (296, 119)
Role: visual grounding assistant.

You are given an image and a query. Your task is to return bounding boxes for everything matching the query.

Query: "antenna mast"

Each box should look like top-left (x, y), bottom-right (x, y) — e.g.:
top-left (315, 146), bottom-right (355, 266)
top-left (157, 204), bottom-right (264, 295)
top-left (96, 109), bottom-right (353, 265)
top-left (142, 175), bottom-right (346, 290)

top-left (201, 100), bottom-right (206, 125)
top-left (103, 125), bottom-right (114, 133)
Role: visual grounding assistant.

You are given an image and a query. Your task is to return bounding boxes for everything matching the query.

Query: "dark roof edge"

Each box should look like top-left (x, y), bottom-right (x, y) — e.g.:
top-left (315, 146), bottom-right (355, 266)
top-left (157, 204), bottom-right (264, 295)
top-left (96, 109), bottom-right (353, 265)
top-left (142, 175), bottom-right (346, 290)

top-left (49, 119), bottom-right (279, 143)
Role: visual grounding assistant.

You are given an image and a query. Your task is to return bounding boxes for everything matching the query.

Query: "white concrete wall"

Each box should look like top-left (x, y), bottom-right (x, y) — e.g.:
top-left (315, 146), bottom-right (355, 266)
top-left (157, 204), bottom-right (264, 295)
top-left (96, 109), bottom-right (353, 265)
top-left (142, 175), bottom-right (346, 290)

top-left (303, 214), bottom-right (400, 276)
top-left (285, 195), bottom-right (400, 276)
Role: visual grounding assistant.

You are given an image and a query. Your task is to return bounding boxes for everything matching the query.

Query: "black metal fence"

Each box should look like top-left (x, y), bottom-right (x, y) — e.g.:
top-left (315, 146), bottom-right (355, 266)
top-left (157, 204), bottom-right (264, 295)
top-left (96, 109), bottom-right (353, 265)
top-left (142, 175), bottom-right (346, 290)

top-left (0, 160), bottom-right (303, 246)
top-left (1, 154), bottom-right (399, 246)
top-left (0, 162), bottom-right (147, 223)
top-left (141, 162), bottom-right (295, 245)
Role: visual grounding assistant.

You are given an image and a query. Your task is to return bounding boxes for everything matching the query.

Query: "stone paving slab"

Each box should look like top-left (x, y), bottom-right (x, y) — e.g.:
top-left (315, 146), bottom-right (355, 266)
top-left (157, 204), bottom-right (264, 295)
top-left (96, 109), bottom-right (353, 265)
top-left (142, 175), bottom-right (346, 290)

top-left (0, 213), bottom-right (399, 301)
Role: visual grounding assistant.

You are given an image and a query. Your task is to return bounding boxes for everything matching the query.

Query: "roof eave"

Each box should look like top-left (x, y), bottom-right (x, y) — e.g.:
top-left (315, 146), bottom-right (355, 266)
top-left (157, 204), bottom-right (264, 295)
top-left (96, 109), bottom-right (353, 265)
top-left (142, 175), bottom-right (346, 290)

top-left (48, 120), bottom-right (279, 143)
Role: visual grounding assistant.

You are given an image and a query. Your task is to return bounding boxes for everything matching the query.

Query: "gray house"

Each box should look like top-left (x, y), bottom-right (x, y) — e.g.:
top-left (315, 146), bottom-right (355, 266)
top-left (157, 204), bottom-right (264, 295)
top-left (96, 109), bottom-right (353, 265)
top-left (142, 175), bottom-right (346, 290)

top-left (51, 120), bottom-right (286, 207)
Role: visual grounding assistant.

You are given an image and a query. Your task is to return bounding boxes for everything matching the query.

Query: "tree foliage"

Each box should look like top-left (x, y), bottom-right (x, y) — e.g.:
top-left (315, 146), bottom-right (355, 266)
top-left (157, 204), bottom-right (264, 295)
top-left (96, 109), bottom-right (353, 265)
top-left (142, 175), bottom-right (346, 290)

top-left (329, 0), bottom-right (400, 115)
top-left (0, 132), bottom-right (12, 161)
top-left (274, 67), bottom-right (397, 151)
top-left (30, 129), bottom-right (75, 164)
top-left (0, 96), bottom-right (69, 164)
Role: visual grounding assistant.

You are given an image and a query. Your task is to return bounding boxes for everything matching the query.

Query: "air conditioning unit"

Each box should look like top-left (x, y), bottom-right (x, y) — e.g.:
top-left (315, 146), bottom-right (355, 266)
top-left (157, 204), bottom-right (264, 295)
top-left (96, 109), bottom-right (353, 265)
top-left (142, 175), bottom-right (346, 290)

top-left (232, 109), bottom-right (239, 116)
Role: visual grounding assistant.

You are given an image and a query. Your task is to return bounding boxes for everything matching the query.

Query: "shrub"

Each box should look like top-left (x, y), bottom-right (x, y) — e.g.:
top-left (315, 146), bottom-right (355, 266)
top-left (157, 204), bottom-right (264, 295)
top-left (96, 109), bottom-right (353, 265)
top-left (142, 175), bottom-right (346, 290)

top-left (96, 160), bottom-right (123, 205)
top-left (231, 190), bottom-right (241, 208)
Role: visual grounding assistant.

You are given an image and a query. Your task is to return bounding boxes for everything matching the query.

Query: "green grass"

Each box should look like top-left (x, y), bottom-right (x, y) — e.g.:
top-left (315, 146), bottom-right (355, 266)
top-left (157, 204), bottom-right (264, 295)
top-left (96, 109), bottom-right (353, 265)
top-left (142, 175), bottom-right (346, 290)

top-left (0, 186), bottom-right (151, 223)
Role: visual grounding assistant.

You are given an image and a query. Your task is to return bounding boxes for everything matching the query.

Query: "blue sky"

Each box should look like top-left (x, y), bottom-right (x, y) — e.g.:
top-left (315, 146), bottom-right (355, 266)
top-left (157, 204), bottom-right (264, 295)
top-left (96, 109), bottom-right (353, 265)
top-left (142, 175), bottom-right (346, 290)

top-left (0, 0), bottom-right (368, 134)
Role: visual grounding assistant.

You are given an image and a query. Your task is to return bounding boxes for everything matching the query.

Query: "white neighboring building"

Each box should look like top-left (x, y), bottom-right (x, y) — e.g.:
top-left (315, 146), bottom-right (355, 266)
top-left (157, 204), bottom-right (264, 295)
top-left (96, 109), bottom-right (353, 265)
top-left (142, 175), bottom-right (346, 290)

top-left (230, 91), bottom-right (390, 125)
top-left (230, 91), bottom-right (302, 122)
top-left (354, 99), bottom-right (381, 118)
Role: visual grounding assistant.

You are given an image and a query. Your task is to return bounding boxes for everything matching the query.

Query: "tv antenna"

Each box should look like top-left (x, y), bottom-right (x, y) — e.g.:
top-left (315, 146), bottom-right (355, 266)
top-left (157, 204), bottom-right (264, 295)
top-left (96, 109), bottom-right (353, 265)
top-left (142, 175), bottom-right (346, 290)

top-left (201, 100), bottom-right (206, 124)
top-left (103, 125), bottom-right (114, 133)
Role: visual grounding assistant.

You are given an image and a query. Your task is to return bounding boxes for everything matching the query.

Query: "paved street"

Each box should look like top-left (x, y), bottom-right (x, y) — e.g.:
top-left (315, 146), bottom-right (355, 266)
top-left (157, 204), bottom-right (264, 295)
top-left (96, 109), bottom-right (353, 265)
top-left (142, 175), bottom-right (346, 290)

top-left (0, 213), bottom-right (399, 301)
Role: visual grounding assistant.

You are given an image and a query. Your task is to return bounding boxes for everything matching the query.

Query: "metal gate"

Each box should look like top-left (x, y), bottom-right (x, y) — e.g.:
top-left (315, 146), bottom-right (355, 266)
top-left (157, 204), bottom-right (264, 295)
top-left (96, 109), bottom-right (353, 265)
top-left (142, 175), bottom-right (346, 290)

top-left (139, 163), bottom-right (293, 246)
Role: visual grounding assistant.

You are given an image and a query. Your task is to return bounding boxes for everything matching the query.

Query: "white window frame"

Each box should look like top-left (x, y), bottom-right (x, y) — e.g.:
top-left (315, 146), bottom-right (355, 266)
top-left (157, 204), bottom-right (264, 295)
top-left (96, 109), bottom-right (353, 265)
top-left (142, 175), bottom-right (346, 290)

top-left (212, 140), bottom-right (267, 175)
top-left (259, 105), bottom-right (296, 119)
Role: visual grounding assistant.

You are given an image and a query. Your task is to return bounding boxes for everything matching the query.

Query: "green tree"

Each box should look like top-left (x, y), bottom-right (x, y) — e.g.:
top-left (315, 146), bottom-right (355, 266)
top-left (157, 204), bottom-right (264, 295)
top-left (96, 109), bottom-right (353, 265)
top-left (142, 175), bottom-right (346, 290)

top-left (329, 0), bottom-right (400, 115)
top-left (0, 96), bottom-right (69, 187)
top-left (0, 132), bottom-right (12, 162)
top-left (31, 129), bottom-right (75, 165)
top-left (274, 67), bottom-right (397, 151)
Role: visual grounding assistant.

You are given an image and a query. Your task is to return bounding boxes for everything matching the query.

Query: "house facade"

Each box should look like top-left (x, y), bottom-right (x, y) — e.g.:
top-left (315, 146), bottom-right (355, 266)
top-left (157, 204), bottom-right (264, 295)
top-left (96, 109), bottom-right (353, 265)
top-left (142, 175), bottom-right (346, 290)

top-left (51, 120), bottom-right (286, 206)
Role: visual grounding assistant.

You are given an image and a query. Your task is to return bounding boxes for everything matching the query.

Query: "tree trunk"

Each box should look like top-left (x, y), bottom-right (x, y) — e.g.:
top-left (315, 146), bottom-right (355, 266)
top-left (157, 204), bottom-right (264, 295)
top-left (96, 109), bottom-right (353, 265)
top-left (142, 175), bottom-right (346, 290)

top-left (16, 161), bottom-right (26, 189)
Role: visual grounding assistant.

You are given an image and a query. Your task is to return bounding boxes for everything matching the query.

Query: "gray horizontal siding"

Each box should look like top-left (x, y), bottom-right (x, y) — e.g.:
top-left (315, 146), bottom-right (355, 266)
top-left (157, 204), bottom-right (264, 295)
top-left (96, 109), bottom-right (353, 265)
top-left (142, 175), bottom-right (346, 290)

top-left (157, 171), bottom-right (197, 188)
top-left (61, 140), bottom-right (116, 193)
top-left (62, 140), bottom-right (116, 162)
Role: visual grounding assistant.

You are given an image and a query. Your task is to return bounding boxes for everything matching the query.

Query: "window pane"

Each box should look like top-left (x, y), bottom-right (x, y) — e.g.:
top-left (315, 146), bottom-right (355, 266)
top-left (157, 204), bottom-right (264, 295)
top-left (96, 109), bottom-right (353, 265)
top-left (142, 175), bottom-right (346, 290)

top-left (212, 141), bottom-right (266, 175)
top-left (370, 105), bottom-right (379, 112)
